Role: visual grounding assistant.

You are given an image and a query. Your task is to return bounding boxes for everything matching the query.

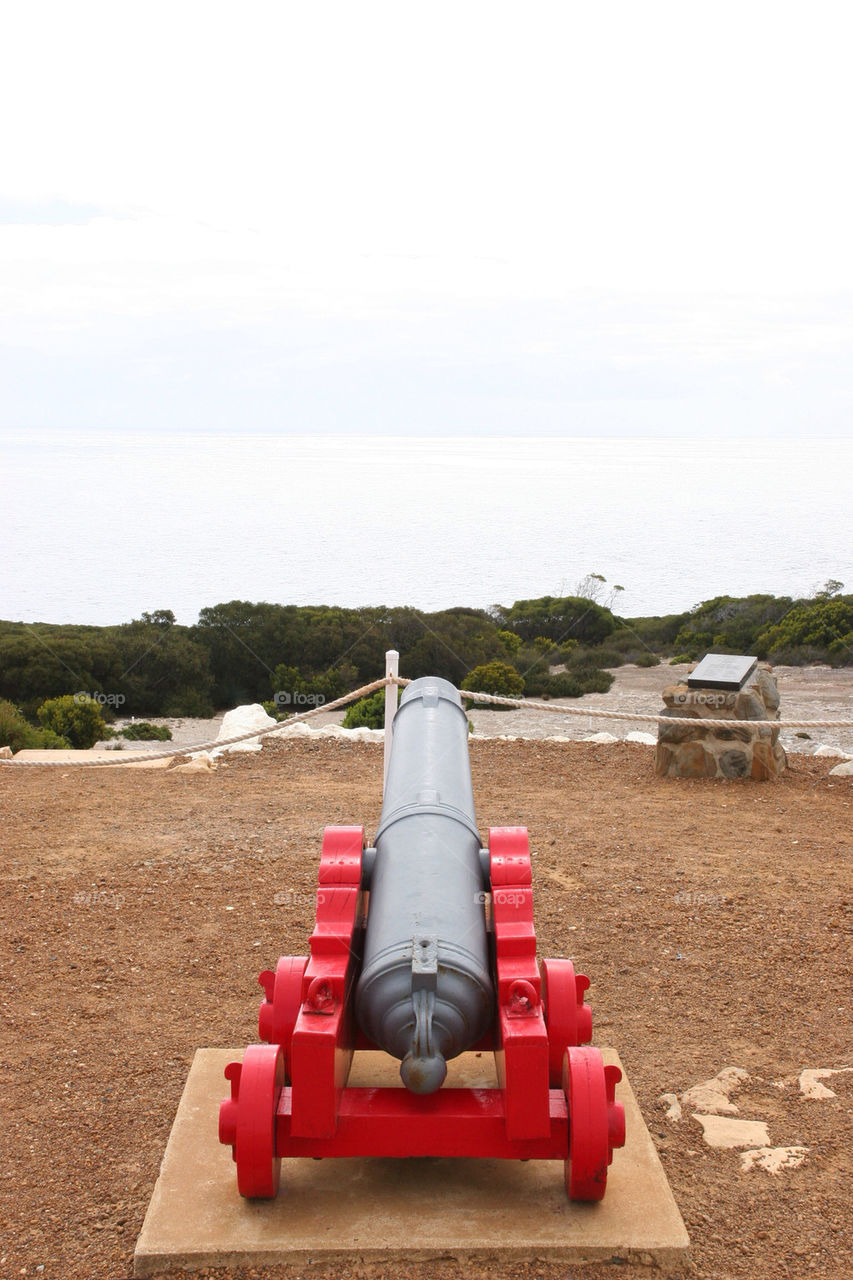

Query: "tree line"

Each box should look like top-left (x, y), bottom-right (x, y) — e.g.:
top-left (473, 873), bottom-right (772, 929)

top-left (0, 584), bottom-right (850, 722)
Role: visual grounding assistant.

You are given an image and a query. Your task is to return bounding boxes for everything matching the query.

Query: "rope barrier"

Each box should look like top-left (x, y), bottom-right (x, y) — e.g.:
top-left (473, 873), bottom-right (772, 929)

top-left (389, 678), bottom-right (853, 732)
top-left (2, 671), bottom-right (851, 766)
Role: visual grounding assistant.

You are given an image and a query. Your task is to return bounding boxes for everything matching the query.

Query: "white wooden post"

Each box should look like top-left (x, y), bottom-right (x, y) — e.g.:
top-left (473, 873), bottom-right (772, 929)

top-left (383, 649), bottom-right (399, 790)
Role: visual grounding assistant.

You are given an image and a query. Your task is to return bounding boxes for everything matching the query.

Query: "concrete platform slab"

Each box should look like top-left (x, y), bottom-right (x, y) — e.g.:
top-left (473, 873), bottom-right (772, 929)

top-left (134, 1047), bottom-right (689, 1275)
top-left (11, 749), bottom-right (172, 768)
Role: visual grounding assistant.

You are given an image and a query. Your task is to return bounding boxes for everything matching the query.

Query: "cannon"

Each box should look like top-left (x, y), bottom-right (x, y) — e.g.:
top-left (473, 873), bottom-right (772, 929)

top-left (219, 676), bottom-right (625, 1201)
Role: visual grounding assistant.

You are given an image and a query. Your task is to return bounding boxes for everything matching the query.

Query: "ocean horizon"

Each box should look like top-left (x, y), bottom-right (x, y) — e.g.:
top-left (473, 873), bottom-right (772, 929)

top-left (2, 431), bottom-right (850, 627)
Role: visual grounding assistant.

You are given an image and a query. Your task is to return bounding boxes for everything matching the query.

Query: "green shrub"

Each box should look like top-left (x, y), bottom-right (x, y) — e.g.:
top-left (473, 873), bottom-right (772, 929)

top-left (119, 722), bottom-right (172, 741)
top-left (634, 652), bottom-right (661, 667)
top-left (342, 689), bottom-right (394, 730)
top-left (574, 668), bottom-right (615, 695)
top-left (271, 661), bottom-right (360, 711)
top-left (32, 727), bottom-right (73, 748)
top-left (36, 694), bottom-right (106, 749)
top-left (674, 594), bottom-right (795, 659)
top-left (614, 614), bottom-right (687, 650)
top-left (759, 645), bottom-right (831, 667)
top-left (0, 700), bottom-right (35, 752)
top-left (669, 654), bottom-right (692, 665)
top-left (495, 594), bottom-right (616, 647)
top-left (540, 673), bottom-right (583, 699)
top-left (579, 646), bottom-right (624, 668)
top-left (828, 634), bottom-right (853, 666)
top-left (757, 598), bottom-right (853, 663)
top-left (0, 700), bottom-right (71, 751)
top-left (519, 667), bottom-right (549, 697)
top-left (497, 630), bottom-right (521, 657)
top-left (462, 661), bottom-right (524, 709)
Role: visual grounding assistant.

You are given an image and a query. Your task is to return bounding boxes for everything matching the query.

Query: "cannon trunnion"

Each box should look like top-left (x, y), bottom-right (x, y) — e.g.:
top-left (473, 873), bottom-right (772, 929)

top-left (219, 677), bottom-right (625, 1201)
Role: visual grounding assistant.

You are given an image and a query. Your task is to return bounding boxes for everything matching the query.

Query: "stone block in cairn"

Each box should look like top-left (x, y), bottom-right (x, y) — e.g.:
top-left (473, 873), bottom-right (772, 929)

top-left (655, 663), bottom-right (786, 780)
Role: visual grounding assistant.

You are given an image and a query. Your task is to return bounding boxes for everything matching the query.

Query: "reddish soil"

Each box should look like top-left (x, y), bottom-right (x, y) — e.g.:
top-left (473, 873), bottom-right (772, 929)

top-left (1, 739), bottom-right (851, 1280)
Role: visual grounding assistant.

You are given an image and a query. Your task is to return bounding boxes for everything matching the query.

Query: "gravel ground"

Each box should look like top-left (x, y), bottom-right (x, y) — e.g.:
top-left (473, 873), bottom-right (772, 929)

top-left (1, 736), bottom-right (851, 1280)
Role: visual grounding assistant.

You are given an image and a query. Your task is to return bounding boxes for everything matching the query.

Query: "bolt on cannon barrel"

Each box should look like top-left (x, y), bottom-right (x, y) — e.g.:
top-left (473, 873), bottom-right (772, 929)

top-left (354, 676), bottom-right (494, 1094)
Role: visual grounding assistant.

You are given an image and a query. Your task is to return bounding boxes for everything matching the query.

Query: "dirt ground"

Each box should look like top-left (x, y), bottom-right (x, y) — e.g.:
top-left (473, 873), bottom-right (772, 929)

top-left (1, 738), bottom-right (851, 1280)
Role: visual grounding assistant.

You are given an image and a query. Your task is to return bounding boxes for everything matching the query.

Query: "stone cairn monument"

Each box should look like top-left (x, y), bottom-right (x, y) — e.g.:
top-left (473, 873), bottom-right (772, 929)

top-left (655, 654), bottom-right (787, 780)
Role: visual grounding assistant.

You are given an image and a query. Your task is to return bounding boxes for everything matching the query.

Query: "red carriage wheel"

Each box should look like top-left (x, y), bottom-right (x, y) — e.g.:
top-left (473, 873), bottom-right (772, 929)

top-left (540, 957), bottom-right (593, 1085)
top-left (258, 955), bottom-right (308, 1072)
top-left (562, 1045), bottom-right (626, 1201)
top-left (219, 1043), bottom-right (284, 1199)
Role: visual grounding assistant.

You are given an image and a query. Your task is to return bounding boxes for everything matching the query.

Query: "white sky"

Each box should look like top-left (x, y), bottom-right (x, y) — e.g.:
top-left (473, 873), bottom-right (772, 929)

top-left (1, 0), bottom-right (852, 435)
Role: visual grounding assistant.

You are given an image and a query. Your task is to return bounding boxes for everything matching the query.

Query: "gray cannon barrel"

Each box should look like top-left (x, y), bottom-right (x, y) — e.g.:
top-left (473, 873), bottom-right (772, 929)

top-left (355, 676), bottom-right (494, 1094)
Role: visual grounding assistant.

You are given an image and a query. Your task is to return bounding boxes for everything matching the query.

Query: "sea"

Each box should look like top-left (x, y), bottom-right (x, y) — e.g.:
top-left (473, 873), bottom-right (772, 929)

top-left (2, 431), bottom-right (850, 626)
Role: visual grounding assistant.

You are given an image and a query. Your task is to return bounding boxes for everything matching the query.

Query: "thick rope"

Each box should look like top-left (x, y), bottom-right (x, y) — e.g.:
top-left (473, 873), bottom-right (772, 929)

top-left (2, 672), bottom-right (852, 765)
top-left (390, 677), bottom-right (853, 731)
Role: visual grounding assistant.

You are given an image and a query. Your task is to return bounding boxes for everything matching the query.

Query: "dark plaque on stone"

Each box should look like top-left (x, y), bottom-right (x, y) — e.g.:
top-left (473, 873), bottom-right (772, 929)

top-left (688, 654), bottom-right (758, 691)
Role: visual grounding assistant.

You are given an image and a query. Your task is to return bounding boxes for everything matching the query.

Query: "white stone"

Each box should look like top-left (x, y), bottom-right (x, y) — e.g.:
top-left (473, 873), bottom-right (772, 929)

top-left (739, 1146), bottom-right (808, 1174)
top-left (813, 744), bottom-right (852, 759)
top-left (173, 754), bottom-right (216, 773)
top-left (658, 1092), bottom-right (683, 1122)
top-left (213, 704), bottom-right (276, 755)
top-left (584, 732), bottom-right (619, 744)
top-left (0, 745), bottom-right (13, 759)
top-left (626, 731), bottom-right (657, 746)
top-left (681, 1066), bottom-right (750, 1115)
top-left (829, 760), bottom-right (853, 777)
top-left (691, 1114), bottom-right (770, 1149)
top-left (273, 722), bottom-right (383, 742)
top-left (798, 1067), bottom-right (853, 1099)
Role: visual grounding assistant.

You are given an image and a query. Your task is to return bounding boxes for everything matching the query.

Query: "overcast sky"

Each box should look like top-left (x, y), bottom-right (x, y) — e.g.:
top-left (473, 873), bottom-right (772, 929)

top-left (1, 1), bottom-right (851, 437)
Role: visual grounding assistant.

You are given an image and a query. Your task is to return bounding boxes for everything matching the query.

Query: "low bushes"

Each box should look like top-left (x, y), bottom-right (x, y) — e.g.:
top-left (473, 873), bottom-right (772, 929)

top-left (342, 689), bottom-right (392, 730)
top-left (118, 722), bottom-right (172, 741)
top-left (36, 695), bottom-right (106, 749)
top-left (461, 662), bottom-right (524, 709)
top-left (0, 700), bottom-right (70, 751)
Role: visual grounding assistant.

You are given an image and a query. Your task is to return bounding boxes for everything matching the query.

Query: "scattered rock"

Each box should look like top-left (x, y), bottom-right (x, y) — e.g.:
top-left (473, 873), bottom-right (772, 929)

top-left (213, 704), bottom-right (277, 755)
top-left (798, 1067), bottom-right (853, 1099)
top-left (172, 754), bottom-right (216, 773)
top-left (739, 1145), bottom-right (809, 1174)
top-left (626, 731), bottom-right (657, 745)
top-left (0, 745), bottom-right (13, 759)
top-left (691, 1114), bottom-right (771, 1149)
top-left (813, 744), bottom-right (851, 759)
top-left (681, 1065), bottom-right (750, 1115)
top-left (583, 732), bottom-right (619, 744)
top-left (273, 721), bottom-right (384, 743)
top-left (659, 1092), bottom-right (683, 1122)
top-left (829, 760), bottom-right (853, 777)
